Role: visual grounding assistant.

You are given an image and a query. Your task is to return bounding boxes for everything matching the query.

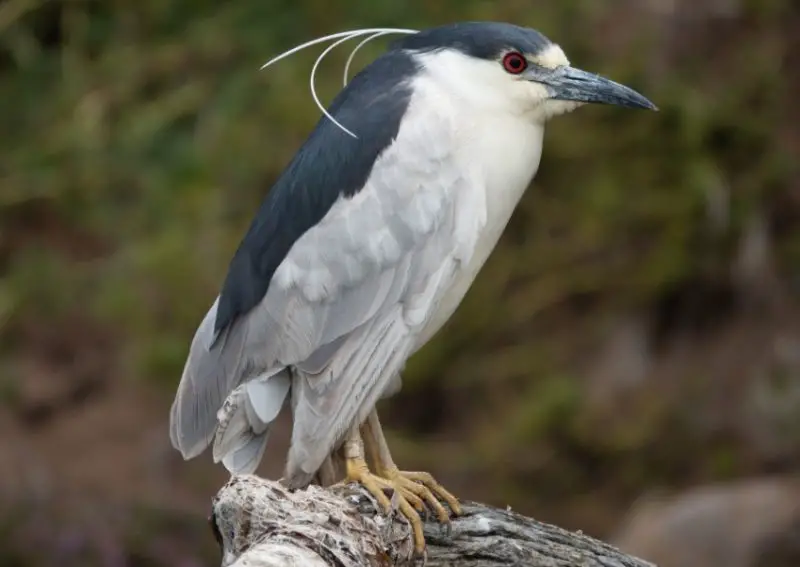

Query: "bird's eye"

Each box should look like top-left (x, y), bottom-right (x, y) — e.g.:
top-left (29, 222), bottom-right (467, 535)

top-left (502, 52), bottom-right (527, 74)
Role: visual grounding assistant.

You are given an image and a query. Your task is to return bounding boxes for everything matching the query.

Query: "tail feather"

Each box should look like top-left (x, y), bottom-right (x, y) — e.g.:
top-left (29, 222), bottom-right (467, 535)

top-left (244, 373), bottom-right (291, 424)
top-left (221, 432), bottom-right (269, 475)
top-left (169, 297), bottom-right (248, 459)
top-left (212, 371), bottom-right (291, 474)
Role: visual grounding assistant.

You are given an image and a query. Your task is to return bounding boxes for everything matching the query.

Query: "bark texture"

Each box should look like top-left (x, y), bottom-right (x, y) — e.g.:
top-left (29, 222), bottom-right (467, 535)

top-left (211, 475), bottom-right (656, 567)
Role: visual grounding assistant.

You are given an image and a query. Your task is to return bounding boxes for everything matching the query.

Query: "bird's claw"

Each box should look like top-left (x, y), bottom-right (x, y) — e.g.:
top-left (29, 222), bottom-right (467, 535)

top-left (383, 468), bottom-right (462, 524)
top-left (356, 413), bottom-right (462, 555)
top-left (344, 458), bottom-right (427, 555)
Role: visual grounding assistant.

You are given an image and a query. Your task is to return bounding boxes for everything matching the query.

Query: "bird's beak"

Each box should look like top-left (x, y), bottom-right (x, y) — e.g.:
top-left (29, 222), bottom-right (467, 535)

top-left (534, 66), bottom-right (657, 110)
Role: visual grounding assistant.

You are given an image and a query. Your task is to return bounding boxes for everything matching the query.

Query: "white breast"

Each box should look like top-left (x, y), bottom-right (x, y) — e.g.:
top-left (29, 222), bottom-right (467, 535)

top-left (412, 94), bottom-right (545, 348)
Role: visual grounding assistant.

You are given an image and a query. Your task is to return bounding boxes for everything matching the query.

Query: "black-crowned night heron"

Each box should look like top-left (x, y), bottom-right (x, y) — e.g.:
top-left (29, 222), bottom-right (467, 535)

top-left (170, 21), bottom-right (656, 556)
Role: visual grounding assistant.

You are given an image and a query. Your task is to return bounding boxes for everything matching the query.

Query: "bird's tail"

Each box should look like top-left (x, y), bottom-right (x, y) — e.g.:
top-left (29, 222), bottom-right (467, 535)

top-left (211, 370), bottom-right (291, 474)
top-left (169, 298), bottom-right (243, 459)
top-left (169, 297), bottom-right (291, 471)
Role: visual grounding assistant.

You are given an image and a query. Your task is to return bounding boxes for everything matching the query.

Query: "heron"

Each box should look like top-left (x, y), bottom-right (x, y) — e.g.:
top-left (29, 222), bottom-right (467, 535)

top-left (169, 21), bottom-right (657, 556)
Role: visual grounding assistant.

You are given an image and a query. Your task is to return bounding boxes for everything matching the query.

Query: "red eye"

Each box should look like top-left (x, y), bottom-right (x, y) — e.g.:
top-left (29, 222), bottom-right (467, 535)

top-left (502, 52), bottom-right (527, 74)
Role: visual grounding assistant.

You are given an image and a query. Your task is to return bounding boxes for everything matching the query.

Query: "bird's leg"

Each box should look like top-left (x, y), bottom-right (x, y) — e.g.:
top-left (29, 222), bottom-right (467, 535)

top-left (361, 410), bottom-right (462, 524)
top-left (339, 424), bottom-right (427, 555)
top-left (314, 454), bottom-right (343, 487)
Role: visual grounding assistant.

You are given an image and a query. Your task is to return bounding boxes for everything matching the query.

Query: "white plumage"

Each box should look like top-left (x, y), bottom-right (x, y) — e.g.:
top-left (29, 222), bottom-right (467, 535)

top-left (172, 47), bottom-right (552, 482)
top-left (169, 23), bottom-right (656, 500)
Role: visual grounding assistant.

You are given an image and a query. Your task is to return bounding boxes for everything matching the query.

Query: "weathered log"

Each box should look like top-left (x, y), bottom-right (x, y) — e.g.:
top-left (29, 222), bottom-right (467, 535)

top-left (210, 474), bottom-right (655, 567)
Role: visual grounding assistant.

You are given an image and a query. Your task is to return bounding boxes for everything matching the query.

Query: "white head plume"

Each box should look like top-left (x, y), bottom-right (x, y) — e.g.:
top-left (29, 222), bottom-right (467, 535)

top-left (260, 27), bottom-right (419, 138)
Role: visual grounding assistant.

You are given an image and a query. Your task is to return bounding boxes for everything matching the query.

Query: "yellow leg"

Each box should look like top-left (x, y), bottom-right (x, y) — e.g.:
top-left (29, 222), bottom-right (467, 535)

top-left (338, 425), bottom-right (426, 555)
top-left (361, 410), bottom-right (463, 525)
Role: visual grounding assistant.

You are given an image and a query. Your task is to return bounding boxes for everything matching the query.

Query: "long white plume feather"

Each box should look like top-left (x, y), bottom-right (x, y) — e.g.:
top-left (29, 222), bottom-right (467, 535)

top-left (342, 31), bottom-right (400, 87)
top-left (260, 27), bottom-right (418, 138)
top-left (309, 33), bottom-right (367, 138)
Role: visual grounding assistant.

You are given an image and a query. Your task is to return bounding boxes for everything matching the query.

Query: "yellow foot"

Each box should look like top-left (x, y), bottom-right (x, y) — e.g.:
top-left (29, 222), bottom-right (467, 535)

top-left (342, 456), bottom-right (427, 556)
top-left (382, 468), bottom-right (463, 524)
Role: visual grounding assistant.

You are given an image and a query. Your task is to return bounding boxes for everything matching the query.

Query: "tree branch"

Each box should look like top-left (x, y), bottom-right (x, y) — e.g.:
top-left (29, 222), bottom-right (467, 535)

top-left (211, 475), bottom-right (656, 567)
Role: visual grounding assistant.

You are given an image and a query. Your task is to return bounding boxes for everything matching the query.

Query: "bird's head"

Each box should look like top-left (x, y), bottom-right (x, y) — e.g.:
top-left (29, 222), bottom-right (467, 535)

top-left (393, 21), bottom-right (657, 122)
top-left (259, 21), bottom-right (657, 138)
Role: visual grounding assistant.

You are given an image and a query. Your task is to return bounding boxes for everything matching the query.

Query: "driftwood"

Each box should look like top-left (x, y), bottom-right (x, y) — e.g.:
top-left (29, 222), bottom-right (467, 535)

top-left (211, 474), bottom-right (656, 567)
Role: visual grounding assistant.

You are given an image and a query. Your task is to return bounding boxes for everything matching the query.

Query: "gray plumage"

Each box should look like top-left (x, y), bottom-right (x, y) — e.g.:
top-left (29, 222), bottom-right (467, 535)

top-left (169, 49), bottom-right (420, 467)
top-left (213, 49), bottom-right (421, 339)
top-left (168, 20), bottom-right (656, 484)
top-left (393, 21), bottom-right (551, 59)
top-left (170, 36), bottom-right (468, 480)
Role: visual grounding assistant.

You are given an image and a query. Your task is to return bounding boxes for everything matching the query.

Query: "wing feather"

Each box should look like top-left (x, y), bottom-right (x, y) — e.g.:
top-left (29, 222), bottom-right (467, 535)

top-left (169, 298), bottom-right (249, 459)
top-left (285, 255), bottom-right (460, 481)
top-left (253, 101), bottom-right (482, 481)
top-left (173, 91), bottom-right (487, 480)
top-left (210, 370), bottom-right (291, 474)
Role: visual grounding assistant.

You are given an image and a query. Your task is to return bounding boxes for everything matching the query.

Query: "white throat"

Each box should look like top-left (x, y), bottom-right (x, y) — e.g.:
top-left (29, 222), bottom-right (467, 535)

top-left (403, 61), bottom-right (546, 345)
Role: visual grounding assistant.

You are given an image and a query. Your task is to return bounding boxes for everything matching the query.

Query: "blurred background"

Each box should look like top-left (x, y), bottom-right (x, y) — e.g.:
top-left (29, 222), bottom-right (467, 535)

top-left (1, 0), bottom-right (799, 566)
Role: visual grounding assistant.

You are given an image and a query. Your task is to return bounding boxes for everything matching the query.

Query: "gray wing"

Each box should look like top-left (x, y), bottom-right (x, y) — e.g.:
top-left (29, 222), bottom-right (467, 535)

top-left (169, 47), bottom-right (420, 464)
top-left (174, 102), bottom-right (486, 478)
top-left (169, 295), bottom-right (293, 469)
top-left (268, 108), bottom-right (487, 481)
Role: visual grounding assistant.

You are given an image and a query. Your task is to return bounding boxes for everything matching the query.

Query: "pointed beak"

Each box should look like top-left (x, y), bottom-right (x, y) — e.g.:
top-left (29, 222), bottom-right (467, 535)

top-left (535, 66), bottom-right (657, 111)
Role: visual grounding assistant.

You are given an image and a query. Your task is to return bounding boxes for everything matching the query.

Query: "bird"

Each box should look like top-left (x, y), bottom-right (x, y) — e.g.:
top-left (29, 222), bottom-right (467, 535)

top-left (169, 20), bottom-right (656, 556)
